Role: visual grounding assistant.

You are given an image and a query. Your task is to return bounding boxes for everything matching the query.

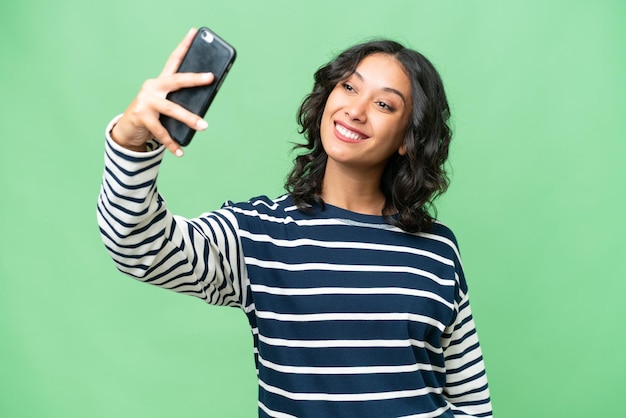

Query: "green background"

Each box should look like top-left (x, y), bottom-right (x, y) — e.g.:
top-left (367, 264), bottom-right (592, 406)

top-left (1, 1), bottom-right (624, 417)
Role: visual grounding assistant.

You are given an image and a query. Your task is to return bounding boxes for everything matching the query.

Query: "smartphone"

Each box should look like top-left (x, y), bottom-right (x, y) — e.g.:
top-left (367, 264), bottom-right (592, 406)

top-left (160, 27), bottom-right (236, 146)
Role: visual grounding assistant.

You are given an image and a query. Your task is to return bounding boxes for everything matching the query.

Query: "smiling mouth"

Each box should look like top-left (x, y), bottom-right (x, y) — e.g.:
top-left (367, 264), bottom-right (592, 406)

top-left (335, 123), bottom-right (368, 141)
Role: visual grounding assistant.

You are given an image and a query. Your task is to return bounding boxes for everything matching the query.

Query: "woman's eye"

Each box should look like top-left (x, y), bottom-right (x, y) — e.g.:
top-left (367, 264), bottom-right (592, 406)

top-left (376, 101), bottom-right (395, 112)
top-left (341, 82), bottom-right (354, 92)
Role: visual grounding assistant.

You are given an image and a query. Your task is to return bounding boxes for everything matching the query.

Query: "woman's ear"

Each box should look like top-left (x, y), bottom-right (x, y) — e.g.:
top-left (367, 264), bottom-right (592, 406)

top-left (398, 144), bottom-right (407, 156)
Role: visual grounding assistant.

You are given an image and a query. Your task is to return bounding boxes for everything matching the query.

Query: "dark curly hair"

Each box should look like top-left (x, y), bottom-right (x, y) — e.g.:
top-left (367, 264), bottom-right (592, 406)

top-left (285, 39), bottom-right (452, 233)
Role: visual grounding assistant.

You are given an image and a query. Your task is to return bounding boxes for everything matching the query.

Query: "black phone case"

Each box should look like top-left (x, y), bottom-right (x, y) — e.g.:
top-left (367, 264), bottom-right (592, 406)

top-left (160, 27), bottom-right (236, 146)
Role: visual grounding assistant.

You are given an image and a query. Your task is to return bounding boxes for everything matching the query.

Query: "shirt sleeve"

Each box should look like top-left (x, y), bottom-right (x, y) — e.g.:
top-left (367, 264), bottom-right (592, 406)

top-left (441, 256), bottom-right (492, 417)
top-left (96, 118), bottom-right (246, 308)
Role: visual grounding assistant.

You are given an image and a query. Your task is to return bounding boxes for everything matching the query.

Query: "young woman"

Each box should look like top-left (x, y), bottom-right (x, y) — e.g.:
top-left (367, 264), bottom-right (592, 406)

top-left (98, 28), bottom-right (492, 417)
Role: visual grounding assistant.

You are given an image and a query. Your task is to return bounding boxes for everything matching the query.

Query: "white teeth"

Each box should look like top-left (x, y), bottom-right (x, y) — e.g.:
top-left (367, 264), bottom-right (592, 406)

top-left (336, 123), bottom-right (365, 140)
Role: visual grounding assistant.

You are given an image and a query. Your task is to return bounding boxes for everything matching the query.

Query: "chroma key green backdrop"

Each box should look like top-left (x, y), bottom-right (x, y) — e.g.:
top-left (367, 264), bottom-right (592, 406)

top-left (1, 1), bottom-right (625, 417)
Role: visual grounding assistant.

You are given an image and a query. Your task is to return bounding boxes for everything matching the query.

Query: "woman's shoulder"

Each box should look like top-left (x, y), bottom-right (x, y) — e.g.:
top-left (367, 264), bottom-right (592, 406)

top-left (427, 220), bottom-right (458, 242)
top-left (419, 220), bottom-right (464, 257)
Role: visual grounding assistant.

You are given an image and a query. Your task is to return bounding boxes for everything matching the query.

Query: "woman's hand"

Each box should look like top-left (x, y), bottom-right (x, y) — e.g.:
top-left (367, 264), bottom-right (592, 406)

top-left (110, 28), bottom-right (215, 157)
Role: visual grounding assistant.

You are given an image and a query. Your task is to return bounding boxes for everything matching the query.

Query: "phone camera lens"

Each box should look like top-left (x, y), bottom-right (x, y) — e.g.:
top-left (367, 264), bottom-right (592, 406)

top-left (201, 29), bottom-right (214, 43)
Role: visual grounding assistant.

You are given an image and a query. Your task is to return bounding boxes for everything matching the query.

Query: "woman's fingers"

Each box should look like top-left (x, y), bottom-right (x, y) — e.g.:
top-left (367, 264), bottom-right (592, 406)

top-left (112, 71), bottom-right (214, 154)
top-left (153, 95), bottom-right (210, 133)
top-left (158, 101), bottom-right (207, 129)
top-left (160, 28), bottom-right (197, 77)
top-left (142, 113), bottom-right (184, 157)
top-left (156, 71), bottom-right (215, 95)
top-left (134, 95), bottom-right (210, 156)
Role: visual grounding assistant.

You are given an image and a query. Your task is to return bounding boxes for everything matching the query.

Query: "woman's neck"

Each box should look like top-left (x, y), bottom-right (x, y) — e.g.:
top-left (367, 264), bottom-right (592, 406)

top-left (320, 163), bottom-right (386, 215)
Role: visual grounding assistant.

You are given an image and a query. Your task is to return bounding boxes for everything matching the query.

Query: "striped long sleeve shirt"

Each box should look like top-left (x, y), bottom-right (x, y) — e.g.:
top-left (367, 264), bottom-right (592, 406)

top-left (97, 129), bottom-right (492, 417)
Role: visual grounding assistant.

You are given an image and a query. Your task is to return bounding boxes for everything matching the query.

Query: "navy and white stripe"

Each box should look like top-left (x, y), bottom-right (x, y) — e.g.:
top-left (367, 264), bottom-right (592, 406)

top-left (98, 128), bottom-right (492, 417)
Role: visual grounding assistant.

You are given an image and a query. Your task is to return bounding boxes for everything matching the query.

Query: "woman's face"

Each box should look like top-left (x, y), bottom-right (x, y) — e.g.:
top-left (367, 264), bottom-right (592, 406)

top-left (320, 53), bottom-right (412, 174)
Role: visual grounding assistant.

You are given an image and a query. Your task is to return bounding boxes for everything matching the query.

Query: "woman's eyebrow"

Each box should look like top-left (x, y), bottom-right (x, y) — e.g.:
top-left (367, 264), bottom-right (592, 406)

top-left (353, 70), bottom-right (407, 105)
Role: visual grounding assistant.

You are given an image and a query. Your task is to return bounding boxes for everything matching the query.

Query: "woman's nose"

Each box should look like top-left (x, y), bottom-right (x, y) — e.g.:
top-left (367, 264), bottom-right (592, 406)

top-left (345, 98), bottom-right (368, 122)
